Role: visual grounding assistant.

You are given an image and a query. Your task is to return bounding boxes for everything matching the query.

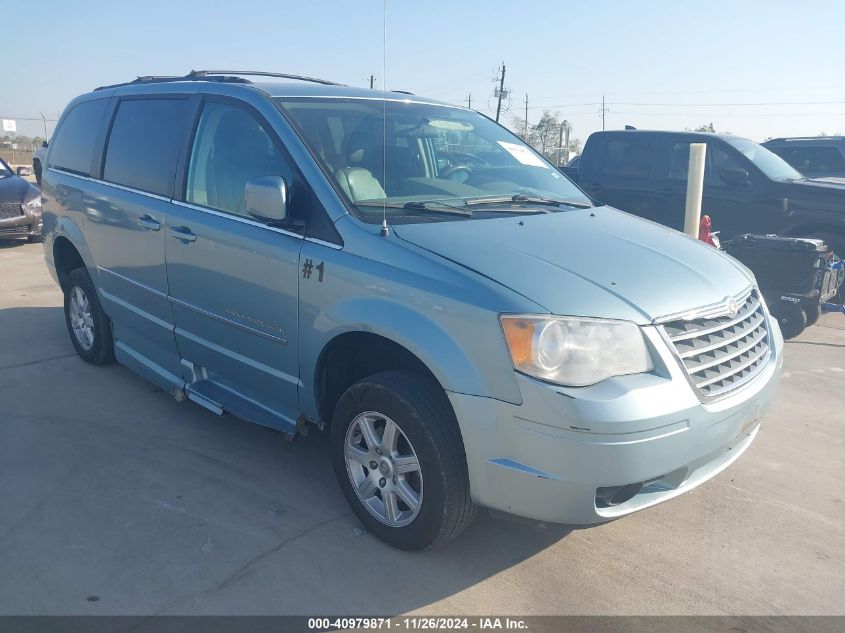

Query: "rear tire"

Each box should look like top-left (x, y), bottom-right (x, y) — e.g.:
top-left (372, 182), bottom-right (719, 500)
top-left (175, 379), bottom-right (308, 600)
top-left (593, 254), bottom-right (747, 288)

top-left (331, 370), bottom-right (476, 550)
top-left (63, 268), bottom-right (115, 365)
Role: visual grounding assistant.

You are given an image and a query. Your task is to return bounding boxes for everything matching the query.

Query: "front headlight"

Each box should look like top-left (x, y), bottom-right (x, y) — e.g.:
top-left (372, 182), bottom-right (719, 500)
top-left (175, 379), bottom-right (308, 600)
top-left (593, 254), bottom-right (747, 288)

top-left (23, 188), bottom-right (42, 213)
top-left (500, 315), bottom-right (653, 387)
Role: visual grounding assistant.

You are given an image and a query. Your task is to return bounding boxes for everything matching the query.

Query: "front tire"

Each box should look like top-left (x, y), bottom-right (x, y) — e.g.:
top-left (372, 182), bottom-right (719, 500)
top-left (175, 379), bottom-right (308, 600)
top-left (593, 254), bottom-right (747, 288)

top-left (63, 268), bottom-right (115, 365)
top-left (331, 370), bottom-right (476, 550)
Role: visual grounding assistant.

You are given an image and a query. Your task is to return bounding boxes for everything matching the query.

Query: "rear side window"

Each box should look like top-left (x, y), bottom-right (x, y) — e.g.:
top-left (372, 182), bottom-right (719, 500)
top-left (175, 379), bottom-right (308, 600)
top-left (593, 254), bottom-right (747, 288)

top-left (47, 99), bottom-right (109, 176)
top-left (600, 139), bottom-right (653, 178)
top-left (103, 99), bottom-right (191, 197)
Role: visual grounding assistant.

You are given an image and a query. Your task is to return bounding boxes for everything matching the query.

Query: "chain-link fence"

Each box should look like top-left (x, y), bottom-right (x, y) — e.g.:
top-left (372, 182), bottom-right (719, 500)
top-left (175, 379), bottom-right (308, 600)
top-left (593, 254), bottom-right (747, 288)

top-left (1, 114), bottom-right (57, 168)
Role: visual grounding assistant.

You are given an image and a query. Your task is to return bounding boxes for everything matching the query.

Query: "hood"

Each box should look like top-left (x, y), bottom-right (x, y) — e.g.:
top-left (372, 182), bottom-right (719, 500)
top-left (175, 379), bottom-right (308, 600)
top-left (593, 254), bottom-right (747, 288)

top-left (0, 174), bottom-right (32, 202)
top-left (782, 177), bottom-right (845, 213)
top-left (790, 176), bottom-right (845, 193)
top-left (392, 207), bottom-right (754, 325)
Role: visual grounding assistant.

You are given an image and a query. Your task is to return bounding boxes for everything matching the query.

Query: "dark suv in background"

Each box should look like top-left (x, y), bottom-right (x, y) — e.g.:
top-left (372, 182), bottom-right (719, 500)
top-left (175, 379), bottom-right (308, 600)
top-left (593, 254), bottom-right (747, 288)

top-left (565, 130), bottom-right (845, 257)
top-left (762, 136), bottom-right (845, 179)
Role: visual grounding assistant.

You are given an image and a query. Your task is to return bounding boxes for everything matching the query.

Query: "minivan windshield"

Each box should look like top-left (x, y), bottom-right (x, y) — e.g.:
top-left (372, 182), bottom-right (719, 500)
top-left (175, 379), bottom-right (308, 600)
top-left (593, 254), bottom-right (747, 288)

top-left (724, 137), bottom-right (804, 181)
top-left (275, 97), bottom-right (591, 222)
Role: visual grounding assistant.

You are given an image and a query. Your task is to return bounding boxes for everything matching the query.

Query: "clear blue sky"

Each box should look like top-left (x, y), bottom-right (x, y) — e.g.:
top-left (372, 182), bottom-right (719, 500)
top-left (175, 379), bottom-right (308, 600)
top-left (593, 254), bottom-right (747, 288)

top-left (4, 0), bottom-right (845, 144)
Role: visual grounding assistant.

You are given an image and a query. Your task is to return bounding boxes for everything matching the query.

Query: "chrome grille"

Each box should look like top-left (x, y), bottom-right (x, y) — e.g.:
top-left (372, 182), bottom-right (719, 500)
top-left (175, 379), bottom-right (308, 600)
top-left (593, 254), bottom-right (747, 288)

top-left (662, 290), bottom-right (770, 398)
top-left (0, 202), bottom-right (23, 219)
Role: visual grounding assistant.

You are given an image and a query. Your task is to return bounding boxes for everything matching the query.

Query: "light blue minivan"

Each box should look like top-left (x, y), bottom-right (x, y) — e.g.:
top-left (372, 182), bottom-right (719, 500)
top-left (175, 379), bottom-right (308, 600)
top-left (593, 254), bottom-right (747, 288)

top-left (42, 71), bottom-right (783, 549)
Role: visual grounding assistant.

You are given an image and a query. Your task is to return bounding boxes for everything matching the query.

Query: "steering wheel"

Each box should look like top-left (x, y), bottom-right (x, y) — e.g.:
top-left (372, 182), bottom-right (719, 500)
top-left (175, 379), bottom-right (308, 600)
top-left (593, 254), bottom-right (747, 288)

top-left (439, 165), bottom-right (473, 183)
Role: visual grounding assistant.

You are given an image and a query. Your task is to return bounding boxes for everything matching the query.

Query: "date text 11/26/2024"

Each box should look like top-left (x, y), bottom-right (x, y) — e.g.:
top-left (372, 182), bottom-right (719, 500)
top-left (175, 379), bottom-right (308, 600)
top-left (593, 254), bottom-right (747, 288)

top-left (307, 617), bottom-right (529, 630)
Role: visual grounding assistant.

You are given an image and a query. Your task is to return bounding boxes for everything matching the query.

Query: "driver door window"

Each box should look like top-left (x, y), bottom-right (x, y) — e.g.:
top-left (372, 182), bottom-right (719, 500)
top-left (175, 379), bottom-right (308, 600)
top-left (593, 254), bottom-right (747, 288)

top-left (707, 145), bottom-right (745, 188)
top-left (186, 102), bottom-right (294, 217)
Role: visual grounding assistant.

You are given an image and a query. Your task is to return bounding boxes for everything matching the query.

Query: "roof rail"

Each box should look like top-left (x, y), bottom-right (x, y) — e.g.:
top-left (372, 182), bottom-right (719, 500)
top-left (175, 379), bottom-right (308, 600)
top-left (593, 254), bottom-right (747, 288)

top-left (765, 136), bottom-right (845, 143)
top-left (188, 70), bottom-right (345, 86)
top-left (95, 70), bottom-right (344, 91)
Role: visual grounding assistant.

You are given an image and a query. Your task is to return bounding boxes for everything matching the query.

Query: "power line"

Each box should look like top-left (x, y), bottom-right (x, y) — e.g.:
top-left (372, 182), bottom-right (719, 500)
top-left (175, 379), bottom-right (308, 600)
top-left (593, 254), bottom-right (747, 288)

top-left (536, 83), bottom-right (845, 100)
top-left (613, 110), bottom-right (845, 117)
top-left (0, 115), bottom-right (59, 122)
top-left (525, 102), bottom-right (601, 110)
top-left (610, 100), bottom-right (845, 107)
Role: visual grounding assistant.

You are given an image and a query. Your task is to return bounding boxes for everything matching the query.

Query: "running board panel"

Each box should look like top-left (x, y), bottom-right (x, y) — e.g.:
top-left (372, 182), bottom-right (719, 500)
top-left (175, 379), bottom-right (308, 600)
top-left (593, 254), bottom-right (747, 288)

top-left (185, 387), bottom-right (224, 416)
top-left (186, 379), bottom-right (297, 436)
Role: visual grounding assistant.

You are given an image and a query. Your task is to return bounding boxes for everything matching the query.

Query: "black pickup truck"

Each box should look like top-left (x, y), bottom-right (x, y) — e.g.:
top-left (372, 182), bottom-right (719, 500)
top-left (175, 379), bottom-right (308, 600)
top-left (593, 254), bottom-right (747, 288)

top-left (563, 130), bottom-right (845, 256)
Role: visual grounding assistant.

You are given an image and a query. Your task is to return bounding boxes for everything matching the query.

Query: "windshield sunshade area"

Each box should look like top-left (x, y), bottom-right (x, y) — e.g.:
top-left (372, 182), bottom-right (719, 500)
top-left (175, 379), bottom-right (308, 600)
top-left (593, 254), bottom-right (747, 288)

top-left (274, 96), bottom-right (591, 222)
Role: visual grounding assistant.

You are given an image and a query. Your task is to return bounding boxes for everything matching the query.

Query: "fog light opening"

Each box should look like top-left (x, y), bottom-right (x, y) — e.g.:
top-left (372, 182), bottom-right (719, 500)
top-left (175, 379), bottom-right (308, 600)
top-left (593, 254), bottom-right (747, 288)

top-left (596, 482), bottom-right (644, 508)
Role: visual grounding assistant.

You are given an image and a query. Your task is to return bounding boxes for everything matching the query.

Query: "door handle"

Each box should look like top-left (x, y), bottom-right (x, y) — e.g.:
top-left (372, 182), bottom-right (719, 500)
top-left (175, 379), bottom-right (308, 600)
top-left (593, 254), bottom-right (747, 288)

top-left (136, 215), bottom-right (161, 231)
top-left (168, 226), bottom-right (197, 243)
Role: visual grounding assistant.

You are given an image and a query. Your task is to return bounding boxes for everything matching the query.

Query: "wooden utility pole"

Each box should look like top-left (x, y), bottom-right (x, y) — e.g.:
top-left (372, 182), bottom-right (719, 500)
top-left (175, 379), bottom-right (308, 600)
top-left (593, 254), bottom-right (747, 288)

top-left (369, 74), bottom-right (375, 89)
top-left (524, 94), bottom-right (529, 140)
top-left (600, 95), bottom-right (607, 130)
top-left (495, 63), bottom-right (506, 122)
top-left (466, 93), bottom-right (472, 109)
top-left (564, 120), bottom-right (571, 163)
top-left (557, 124), bottom-right (564, 166)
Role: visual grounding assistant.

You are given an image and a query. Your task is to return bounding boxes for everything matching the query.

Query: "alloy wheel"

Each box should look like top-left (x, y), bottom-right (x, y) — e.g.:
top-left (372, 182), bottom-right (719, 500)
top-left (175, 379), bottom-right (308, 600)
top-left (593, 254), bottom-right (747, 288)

top-left (69, 286), bottom-right (95, 351)
top-left (344, 411), bottom-right (423, 527)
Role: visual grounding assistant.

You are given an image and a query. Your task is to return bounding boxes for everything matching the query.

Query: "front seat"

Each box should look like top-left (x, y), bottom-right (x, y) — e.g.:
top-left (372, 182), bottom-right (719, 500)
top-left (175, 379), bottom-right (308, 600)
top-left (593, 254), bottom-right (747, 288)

top-left (335, 123), bottom-right (387, 202)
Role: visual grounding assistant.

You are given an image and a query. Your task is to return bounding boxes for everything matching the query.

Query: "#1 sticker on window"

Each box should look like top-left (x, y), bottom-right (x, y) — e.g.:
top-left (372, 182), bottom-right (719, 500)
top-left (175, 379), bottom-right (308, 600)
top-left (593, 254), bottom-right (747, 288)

top-left (497, 141), bottom-right (549, 168)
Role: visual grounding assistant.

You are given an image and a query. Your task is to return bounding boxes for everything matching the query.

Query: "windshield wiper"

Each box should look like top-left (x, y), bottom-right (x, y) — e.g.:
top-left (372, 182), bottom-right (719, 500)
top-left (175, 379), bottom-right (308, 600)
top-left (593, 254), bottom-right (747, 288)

top-left (465, 194), bottom-right (592, 209)
top-left (402, 200), bottom-right (472, 216)
top-left (356, 200), bottom-right (472, 217)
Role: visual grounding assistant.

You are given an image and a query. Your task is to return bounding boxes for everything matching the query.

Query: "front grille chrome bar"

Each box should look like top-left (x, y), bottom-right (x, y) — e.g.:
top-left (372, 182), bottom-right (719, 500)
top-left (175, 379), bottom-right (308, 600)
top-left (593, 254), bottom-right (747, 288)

top-left (661, 289), bottom-right (771, 399)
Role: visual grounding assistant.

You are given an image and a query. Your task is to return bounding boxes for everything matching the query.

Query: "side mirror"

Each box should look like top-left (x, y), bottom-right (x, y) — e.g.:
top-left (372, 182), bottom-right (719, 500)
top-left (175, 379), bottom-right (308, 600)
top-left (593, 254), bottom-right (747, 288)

top-left (42, 140), bottom-right (48, 148)
top-left (16, 166), bottom-right (32, 176)
top-left (245, 176), bottom-right (288, 223)
top-left (720, 167), bottom-right (750, 187)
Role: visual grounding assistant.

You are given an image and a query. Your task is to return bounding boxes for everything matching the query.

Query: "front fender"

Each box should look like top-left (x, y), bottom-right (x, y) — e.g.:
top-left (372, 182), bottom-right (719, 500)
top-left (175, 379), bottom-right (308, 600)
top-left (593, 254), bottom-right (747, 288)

top-left (296, 219), bottom-right (544, 422)
top-left (317, 296), bottom-right (496, 393)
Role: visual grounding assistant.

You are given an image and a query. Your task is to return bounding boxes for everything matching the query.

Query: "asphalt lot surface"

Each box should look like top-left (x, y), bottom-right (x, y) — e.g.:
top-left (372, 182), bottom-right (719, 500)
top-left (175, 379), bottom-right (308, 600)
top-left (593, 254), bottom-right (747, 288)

top-left (1, 240), bottom-right (843, 615)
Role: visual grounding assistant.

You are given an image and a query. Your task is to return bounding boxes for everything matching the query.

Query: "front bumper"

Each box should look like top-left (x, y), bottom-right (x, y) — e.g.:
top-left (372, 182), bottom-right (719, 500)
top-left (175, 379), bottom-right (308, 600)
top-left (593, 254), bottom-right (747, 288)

top-left (448, 318), bottom-right (784, 525)
top-left (0, 202), bottom-right (43, 239)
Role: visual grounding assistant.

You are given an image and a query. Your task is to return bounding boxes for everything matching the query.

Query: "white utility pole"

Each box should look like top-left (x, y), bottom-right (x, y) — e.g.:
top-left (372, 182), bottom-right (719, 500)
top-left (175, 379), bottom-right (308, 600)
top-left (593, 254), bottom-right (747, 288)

top-left (684, 143), bottom-right (707, 238)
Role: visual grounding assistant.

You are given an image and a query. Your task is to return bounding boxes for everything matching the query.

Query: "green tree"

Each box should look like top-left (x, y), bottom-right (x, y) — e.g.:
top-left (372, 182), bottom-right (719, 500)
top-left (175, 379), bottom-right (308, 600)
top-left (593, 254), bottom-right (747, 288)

top-left (529, 110), bottom-right (560, 159)
top-left (692, 122), bottom-right (716, 133)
